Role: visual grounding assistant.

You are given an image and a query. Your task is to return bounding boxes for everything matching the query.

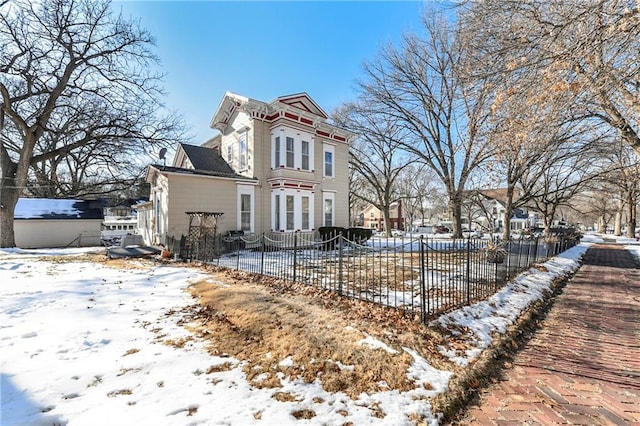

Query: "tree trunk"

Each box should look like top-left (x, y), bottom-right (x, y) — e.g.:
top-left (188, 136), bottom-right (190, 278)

top-left (0, 153), bottom-right (20, 247)
top-left (614, 205), bottom-right (622, 236)
top-left (502, 187), bottom-right (515, 240)
top-left (450, 197), bottom-right (463, 238)
top-left (596, 216), bottom-right (605, 233)
top-left (626, 192), bottom-right (636, 238)
top-left (542, 204), bottom-right (556, 238)
top-left (0, 185), bottom-right (19, 248)
top-left (382, 208), bottom-right (393, 238)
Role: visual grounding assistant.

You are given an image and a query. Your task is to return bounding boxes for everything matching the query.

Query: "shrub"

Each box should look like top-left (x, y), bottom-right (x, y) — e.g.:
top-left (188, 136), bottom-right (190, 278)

top-left (318, 227), bottom-right (374, 249)
top-left (345, 227), bottom-right (373, 244)
top-left (318, 227), bottom-right (345, 249)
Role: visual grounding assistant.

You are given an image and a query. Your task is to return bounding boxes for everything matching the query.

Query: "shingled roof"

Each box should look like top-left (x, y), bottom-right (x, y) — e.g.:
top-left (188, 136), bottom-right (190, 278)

top-left (178, 143), bottom-right (236, 175)
top-left (14, 198), bottom-right (106, 220)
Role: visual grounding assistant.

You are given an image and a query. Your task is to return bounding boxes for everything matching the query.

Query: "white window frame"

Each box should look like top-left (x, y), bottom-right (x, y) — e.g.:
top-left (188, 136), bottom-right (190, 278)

top-left (323, 143), bottom-right (335, 178)
top-left (271, 126), bottom-right (314, 171)
top-left (301, 195), bottom-right (310, 230)
top-left (274, 194), bottom-right (281, 230)
top-left (238, 134), bottom-right (247, 171)
top-left (285, 194), bottom-right (295, 231)
top-left (227, 143), bottom-right (234, 165)
top-left (272, 189), bottom-right (315, 232)
top-left (285, 137), bottom-right (295, 168)
top-left (322, 191), bottom-right (335, 227)
top-left (301, 140), bottom-right (310, 171)
top-left (237, 185), bottom-right (255, 233)
top-left (274, 136), bottom-right (281, 168)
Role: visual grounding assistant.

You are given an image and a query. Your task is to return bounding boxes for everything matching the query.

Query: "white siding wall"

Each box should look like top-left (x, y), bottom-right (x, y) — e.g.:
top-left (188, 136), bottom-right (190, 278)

top-left (15, 220), bottom-right (102, 248)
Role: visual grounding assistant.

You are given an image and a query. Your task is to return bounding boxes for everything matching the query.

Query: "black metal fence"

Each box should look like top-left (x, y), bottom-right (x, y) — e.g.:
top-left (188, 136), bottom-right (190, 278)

top-left (179, 231), bottom-right (578, 322)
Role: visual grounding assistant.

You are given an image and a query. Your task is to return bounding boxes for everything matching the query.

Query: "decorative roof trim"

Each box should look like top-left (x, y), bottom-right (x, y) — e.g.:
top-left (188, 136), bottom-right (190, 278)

top-left (209, 92), bottom-right (356, 144)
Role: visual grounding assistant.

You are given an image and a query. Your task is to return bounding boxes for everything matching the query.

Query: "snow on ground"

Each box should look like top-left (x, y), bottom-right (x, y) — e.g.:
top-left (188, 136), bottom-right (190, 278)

top-left (0, 235), bottom-right (615, 425)
top-left (1, 249), bottom-right (448, 425)
top-left (433, 240), bottom-right (592, 366)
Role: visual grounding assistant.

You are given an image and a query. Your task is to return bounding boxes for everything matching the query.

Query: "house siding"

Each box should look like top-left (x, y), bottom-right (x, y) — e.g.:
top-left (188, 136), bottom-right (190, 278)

top-left (165, 174), bottom-right (240, 240)
top-left (249, 119), bottom-right (271, 234)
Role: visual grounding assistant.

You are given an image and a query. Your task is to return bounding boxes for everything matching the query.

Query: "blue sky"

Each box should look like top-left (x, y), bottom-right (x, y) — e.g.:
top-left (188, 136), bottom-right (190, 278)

top-left (114, 1), bottom-right (431, 143)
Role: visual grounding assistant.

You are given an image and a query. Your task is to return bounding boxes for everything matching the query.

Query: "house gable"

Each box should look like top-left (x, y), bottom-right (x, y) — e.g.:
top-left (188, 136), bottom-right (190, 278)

top-left (273, 93), bottom-right (328, 120)
top-left (210, 92), bottom-right (355, 145)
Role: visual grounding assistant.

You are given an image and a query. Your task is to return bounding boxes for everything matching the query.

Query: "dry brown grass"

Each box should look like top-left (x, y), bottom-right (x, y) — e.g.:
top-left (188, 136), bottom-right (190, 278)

top-left (181, 267), bottom-right (457, 400)
top-left (107, 389), bottom-right (132, 397)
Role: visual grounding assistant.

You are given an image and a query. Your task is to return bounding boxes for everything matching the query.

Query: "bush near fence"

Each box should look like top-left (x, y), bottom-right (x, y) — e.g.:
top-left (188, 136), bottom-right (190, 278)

top-left (179, 230), bottom-right (580, 323)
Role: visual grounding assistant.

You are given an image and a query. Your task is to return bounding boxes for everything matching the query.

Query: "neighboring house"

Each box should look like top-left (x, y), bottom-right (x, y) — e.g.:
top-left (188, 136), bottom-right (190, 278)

top-left (463, 188), bottom-right (532, 232)
top-left (14, 198), bottom-right (105, 248)
top-left (361, 201), bottom-right (405, 232)
top-left (101, 203), bottom-right (139, 243)
top-left (138, 92), bottom-right (355, 245)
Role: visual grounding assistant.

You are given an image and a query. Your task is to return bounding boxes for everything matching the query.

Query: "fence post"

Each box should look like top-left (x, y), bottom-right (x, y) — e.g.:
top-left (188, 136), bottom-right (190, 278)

top-left (236, 237), bottom-right (240, 270)
top-left (338, 231), bottom-right (344, 295)
top-left (466, 235), bottom-right (471, 306)
top-left (261, 233), bottom-right (265, 275)
top-left (516, 238), bottom-right (523, 271)
top-left (293, 231), bottom-right (298, 283)
top-left (419, 235), bottom-right (427, 323)
top-left (505, 239), bottom-right (511, 280)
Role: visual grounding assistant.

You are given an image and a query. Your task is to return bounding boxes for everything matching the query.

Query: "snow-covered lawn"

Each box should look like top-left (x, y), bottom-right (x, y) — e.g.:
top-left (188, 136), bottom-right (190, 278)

top-left (0, 234), bottom-right (608, 425)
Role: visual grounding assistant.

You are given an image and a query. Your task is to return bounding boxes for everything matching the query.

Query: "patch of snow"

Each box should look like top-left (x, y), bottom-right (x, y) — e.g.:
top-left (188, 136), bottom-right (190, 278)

top-left (278, 356), bottom-right (295, 368)
top-left (358, 333), bottom-right (398, 354)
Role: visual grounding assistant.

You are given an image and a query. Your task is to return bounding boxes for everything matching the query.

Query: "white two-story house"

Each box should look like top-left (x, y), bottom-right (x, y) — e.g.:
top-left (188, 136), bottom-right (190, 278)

top-left (137, 92), bottom-right (355, 245)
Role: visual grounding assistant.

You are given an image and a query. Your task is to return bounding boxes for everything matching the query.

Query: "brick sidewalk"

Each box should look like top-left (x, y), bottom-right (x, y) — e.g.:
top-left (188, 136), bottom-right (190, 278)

top-left (457, 244), bottom-right (640, 425)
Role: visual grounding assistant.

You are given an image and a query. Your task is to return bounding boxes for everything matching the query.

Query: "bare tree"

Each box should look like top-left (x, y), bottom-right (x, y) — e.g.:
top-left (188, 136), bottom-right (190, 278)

top-left (358, 11), bottom-right (494, 237)
top-left (484, 85), bottom-right (599, 239)
top-left (0, 0), bottom-right (184, 247)
top-left (597, 140), bottom-right (640, 237)
top-left (334, 101), bottom-right (413, 237)
top-left (520, 141), bottom-right (604, 234)
top-left (395, 163), bottom-right (443, 230)
top-left (460, 0), bottom-right (640, 157)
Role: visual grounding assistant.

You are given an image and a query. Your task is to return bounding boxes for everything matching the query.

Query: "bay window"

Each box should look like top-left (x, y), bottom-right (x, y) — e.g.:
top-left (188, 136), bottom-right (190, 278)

top-left (272, 189), bottom-right (314, 232)
top-left (271, 126), bottom-right (314, 171)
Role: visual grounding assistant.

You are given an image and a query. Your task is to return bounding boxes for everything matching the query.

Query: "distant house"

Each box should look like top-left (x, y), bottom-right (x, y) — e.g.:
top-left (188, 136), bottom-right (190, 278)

top-left (14, 198), bottom-right (105, 248)
top-left (361, 201), bottom-right (405, 232)
top-left (101, 203), bottom-right (139, 243)
top-left (463, 189), bottom-right (533, 232)
top-left (137, 92), bottom-right (355, 246)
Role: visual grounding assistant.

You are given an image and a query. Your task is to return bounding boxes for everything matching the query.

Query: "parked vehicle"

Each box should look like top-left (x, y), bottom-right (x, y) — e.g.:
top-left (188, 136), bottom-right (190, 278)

top-left (462, 229), bottom-right (483, 238)
top-left (435, 226), bottom-right (451, 234)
